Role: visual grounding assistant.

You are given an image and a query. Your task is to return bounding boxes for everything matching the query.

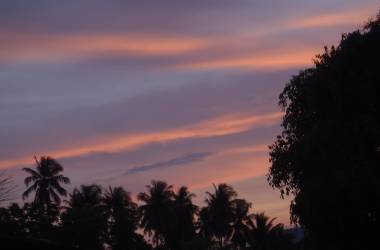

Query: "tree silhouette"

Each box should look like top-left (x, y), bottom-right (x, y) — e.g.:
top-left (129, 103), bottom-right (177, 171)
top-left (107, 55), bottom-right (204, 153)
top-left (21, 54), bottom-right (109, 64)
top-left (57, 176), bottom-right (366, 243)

top-left (245, 213), bottom-right (293, 250)
top-left (173, 186), bottom-right (198, 246)
top-left (60, 185), bottom-right (107, 250)
top-left (230, 199), bottom-right (251, 249)
top-left (20, 156), bottom-right (69, 240)
top-left (103, 186), bottom-right (141, 250)
top-left (22, 156), bottom-right (70, 206)
top-left (24, 201), bottom-right (61, 239)
top-left (268, 10), bottom-right (380, 250)
top-left (1, 158), bottom-right (300, 250)
top-left (138, 180), bottom-right (177, 249)
top-left (0, 203), bottom-right (26, 238)
top-left (201, 183), bottom-right (237, 248)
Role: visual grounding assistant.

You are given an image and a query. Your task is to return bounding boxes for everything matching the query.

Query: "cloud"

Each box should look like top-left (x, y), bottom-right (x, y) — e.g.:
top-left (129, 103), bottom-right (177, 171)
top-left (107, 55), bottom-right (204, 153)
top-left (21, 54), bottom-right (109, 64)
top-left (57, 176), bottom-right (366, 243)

top-left (0, 111), bottom-right (282, 169)
top-left (0, 3), bottom-right (377, 70)
top-left (0, 67), bottom-right (290, 166)
top-left (0, 0), bottom-right (376, 35)
top-left (175, 48), bottom-right (318, 70)
top-left (0, 33), bottom-right (208, 63)
top-left (125, 152), bottom-right (213, 175)
top-left (283, 6), bottom-right (375, 30)
top-left (0, 32), bottom-right (313, 69)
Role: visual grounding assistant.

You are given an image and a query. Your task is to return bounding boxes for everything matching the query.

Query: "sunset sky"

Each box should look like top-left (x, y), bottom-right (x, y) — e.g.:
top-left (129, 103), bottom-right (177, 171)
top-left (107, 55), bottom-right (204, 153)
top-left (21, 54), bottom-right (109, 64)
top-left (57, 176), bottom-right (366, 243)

top-left (1, 0), bottom-right (378, 224)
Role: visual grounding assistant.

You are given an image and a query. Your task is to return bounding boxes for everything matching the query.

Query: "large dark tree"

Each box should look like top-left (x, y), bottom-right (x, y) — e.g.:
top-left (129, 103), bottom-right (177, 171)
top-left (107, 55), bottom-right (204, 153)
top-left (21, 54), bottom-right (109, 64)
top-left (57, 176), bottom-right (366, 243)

top-left (268, 10), bottom-right (380, 249)
top-left (22, 156), bottom-right (70, 206)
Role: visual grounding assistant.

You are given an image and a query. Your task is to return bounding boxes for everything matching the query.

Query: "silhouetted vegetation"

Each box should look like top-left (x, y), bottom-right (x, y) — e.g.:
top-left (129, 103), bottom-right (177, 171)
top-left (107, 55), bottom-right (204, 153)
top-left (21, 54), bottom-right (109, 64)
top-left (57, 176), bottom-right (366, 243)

top-left (23, 156), bottom-right (70, 206)
top-left (268, 10), bottom-right (380, 250)
top-left (0, 156), bottom-right (296, 250)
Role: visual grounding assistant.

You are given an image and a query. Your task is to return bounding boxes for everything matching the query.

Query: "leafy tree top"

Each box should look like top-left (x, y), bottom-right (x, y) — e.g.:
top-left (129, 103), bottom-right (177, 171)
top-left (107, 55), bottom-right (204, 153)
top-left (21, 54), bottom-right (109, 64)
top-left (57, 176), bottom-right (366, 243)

top-left (268, 9), bottom-right (380, 249)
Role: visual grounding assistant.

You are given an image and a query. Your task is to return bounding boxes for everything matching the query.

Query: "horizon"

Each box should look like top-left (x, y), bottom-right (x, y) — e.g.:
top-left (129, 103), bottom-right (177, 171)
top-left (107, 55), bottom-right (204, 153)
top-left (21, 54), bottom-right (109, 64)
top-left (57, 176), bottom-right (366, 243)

top-left (1, 0), bottom-right (379, 225)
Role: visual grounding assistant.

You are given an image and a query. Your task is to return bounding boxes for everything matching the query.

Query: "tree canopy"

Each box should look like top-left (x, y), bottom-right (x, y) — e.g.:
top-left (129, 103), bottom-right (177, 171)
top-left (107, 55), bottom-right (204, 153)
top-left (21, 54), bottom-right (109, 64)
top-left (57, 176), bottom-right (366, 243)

top-left (268, 10), bottom-right (380, 250)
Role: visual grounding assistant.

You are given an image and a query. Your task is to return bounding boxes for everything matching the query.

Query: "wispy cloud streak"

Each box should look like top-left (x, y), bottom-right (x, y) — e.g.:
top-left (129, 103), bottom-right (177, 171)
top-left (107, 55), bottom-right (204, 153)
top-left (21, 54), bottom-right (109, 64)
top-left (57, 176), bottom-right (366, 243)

top-left (125, 152), bottom-right (213, 175)
top-left (0, 34), bottom-right (207, 63)
top-left (0, 112), bottom-right (282, 169)
top-left (176, 49), bottom-right (318, 70)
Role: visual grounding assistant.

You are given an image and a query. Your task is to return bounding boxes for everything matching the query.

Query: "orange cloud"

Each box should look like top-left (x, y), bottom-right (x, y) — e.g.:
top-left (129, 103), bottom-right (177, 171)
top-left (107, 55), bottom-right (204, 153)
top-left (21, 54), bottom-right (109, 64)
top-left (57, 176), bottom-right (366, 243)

top-left (0, 112), bottom-right (282, 169)
top-left (284, 6), bottom-right (375, 30)
top-left (1, 32), bottom-right (318, 70)
top-left (0, 6), bottom-right (375, 67)
top-left (0, 33), bottom-right (207, 62)
top-left (220, 144), bottom-right (269, 156)
top-left (176, 48), bottom-right (319, 70)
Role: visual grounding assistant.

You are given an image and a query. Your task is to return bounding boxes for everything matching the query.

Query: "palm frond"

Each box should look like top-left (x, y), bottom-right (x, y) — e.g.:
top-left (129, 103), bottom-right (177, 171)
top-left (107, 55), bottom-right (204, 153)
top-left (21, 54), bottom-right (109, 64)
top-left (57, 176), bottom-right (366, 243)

top-left (22, 182), bottom-right (38, 200)
top-left (50, 189), bottom-right (61, 204)
top-left (49, 159), bottom-right (64, 175)
top-left (24, 175), bottom-right (39, 186)
top-left (52, 175), bottom-right (70, 184)
top-left (22, 167), bottom-right (40, 177)
top-left (33, 155), bottom-right (41, 168)
top-left (51, 180), bottom-right (68, 196)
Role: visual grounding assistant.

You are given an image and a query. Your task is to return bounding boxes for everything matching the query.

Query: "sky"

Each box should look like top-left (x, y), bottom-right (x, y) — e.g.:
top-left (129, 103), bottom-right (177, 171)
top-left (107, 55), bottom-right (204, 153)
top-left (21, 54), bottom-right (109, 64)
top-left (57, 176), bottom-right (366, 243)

top-left (1, 0), bottom-right (379, 224)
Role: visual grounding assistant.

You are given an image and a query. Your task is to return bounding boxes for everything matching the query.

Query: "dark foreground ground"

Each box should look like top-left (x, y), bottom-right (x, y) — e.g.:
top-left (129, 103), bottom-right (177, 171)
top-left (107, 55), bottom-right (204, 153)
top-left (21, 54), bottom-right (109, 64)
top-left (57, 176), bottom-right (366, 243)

top-left (0, 237), bottom-right (78, 250)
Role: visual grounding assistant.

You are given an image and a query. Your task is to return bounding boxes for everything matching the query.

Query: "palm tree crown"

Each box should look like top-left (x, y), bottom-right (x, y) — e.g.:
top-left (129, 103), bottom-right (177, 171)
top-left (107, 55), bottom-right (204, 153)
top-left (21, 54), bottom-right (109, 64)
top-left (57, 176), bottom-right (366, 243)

top-left (230, 199), bottom-right (251, 248)
top-left (22, 156), bottom-right (70, 205)
top-left (104, 186), bottom-right (140, 250)
top-left (202, 183), bottom-right (237, 248)
top-left (174, 186), bottom-right (198, 242)
top-left (61, 185), bottom-right (106, 250)
top-left (138, 180), bottom-right (175, 247)
top-left (246, 212), bottom-right (291, 250)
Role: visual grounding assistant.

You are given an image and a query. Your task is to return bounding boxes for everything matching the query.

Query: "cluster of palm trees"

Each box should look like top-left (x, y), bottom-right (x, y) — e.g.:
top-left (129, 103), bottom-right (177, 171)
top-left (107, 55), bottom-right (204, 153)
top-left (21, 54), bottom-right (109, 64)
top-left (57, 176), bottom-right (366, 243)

top-left (0, 156), bottom-right (296, 250)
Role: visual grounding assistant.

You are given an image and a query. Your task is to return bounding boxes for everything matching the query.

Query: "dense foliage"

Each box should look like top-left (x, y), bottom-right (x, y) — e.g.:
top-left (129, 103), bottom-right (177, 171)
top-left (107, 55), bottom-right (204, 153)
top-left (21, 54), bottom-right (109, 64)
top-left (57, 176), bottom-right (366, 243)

top-left (268, 10), bottom-right (380, 250)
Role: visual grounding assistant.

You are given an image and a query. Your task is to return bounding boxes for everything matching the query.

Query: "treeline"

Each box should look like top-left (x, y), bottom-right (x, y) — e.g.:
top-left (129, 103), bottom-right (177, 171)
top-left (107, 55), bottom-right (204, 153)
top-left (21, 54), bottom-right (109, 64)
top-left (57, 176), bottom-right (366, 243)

top-left (0, 156), bottom-right (298, 250)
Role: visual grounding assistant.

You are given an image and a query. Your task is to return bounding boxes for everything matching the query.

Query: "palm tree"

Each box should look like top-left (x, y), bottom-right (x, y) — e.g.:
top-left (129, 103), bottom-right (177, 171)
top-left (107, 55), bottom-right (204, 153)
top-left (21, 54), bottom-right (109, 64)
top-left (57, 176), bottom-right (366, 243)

top-left (245, 212), bottom-right (293, 250)
top-left (230, 199), bottom-right (251, 249)
top-left (202, 183), bottom-right (237, 249)
top-left (174, 186), bottom-right (198, 244)
top-left (61, 185), bottom-right (107, 250)
top-left (138, 180), bottom-right (176, 248)
top-left (22, 156), bottom-right (70, 206)
top-left (103, 186), bottom-right (140, 250)
top-left (68, 184), bottom-right (103, 208)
